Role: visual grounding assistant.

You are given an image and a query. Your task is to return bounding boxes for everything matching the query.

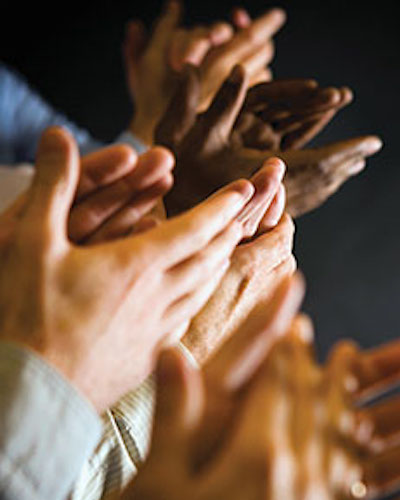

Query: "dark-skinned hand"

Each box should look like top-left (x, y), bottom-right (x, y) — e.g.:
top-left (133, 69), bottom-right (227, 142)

top-left (155, 65), bottom-right (382, 217)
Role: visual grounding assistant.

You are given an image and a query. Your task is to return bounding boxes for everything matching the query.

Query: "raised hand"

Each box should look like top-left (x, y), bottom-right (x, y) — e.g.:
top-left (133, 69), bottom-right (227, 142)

top-left (120, 275), bottom-right (305, 500)
top-left (1, 144), bottom-right (174, 246)
top-left (183, 213), bottom-right (295, 365)
top-left (0, 127), bottom-right (275, 413)
top-left (156, 65), bottom-right (382, 217)
top-left (325, 339), bottom-right (400, 499)
top-left (123, 2), bottom-right (285, 145)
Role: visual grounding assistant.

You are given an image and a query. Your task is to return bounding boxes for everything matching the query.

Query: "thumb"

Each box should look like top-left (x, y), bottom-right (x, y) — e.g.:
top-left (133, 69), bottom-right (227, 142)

top-left (24, 127), bottom-right (79, 249)
top-left (150, 348), bottom-right (204, 456)
top-left (155, 63), bottom-right (200, 149)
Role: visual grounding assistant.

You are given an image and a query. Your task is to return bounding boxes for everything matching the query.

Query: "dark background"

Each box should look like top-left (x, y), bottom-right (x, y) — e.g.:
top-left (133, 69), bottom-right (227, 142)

top-left (2, 0), bottom-right (399, 359)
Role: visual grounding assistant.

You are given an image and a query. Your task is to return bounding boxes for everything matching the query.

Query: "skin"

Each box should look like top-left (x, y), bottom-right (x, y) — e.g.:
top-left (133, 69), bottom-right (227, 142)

top-left (0, 127), bottom-right (282, 413)
top-left (124, 1), bottom-right (285, 144)
top-left (2, 144), bottom-right (174, 247)
top-left (119, 275), bottom-right (400, 500)
top-left (183, 214), bottom-right (296, 365)
top-left (155, 65), bottom-right (383, 218)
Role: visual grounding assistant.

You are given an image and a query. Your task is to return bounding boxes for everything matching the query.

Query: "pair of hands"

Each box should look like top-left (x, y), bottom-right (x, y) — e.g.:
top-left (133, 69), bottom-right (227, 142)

top-left (0, 127), bottom-right (286, 413)
top-left (124, 1), bottom-right (284, 144)
top-left (122, 275), bottom-right (400, 500)
top-left (155, 63), bottom-right (382, 217)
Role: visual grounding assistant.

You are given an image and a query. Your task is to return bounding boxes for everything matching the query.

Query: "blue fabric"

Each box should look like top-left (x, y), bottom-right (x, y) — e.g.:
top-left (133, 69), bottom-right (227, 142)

top-left (0, 63), bottom-right (147, 165)
top-left (0, 63), bottom-right (103, 164)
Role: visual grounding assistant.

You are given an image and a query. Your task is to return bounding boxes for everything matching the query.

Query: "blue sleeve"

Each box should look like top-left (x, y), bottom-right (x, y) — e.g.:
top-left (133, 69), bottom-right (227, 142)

top-left (0, 63), bottom-right (101, 164)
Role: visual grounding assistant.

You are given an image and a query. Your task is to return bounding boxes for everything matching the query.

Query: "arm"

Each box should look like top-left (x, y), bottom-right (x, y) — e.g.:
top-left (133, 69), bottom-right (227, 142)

top-left (0, 64), bottom-right (146, 164)
top-left (0, 342), bottom-right (102, 500)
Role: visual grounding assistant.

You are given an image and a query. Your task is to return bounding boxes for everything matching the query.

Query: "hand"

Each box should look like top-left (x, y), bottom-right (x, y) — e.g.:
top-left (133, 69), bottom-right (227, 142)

top-left (2, 144), bottom-right (173, 246)
top-left (69, 145), bottom-right (174, 243)
top-left (120, 275), bottom-right (305, 500)
top-left (124, 2), bottom-right (285, 144)
top-left (156, 65), bottom-right (382, 217)
top-left (0, 127), bottom-right (270, 412)
top-left (324, 339), bottom-right (400, 499)
top-left (281, 137), bottom-right (382, 217)
top-left (235, 80), bottom-right (353, 151)
top-left (183, 213), bottom-right (295, 365)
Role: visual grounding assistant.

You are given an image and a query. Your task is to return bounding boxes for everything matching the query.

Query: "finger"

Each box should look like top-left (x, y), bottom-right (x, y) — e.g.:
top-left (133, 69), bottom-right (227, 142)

top-left (206, 272), bottom-right (305, 391)
top-left (77, 144), bottom-right (138, 200)
top-left (163, 260), bottom-right (231, 330)
top-left (270, 87), bottom-right (342, 124)
top-left (151, 348), bottom-right (203, 455)
top-left (209, 22), bottom-right (234, 45)
top-left (280, 111), bottom-right (337, 151)
top-left (364, 446), bottom-right (400, 499)
top-left (238, 157), bottom-right (285, 236)
top-left (200, 64), bottom-right (247, 143)
top-left (318, 136), bottom-right (383, 169)
top-left (166, 220), bottom-right (243, 296)
top-left (170, 27), bottom-right (213, 71)
top-left (352, 340), bottom-right (400, 401)
top-left (85, 175), bottom-right (172, 244)
top-left (129, 179), bottom-right (254, 268)
top-left (69, 148), bottom-right (174, 242)
top-left (170, 24), bottom-right (234, 71)
top-left (358, 396), bottom-right (400, 451)
top-left (285, 155), bottom-right (368, 218)
top-left (288, 313), bottom-right (315, 344)
top-left (123, 20), bottom-right (148, 73)
top-left (258, 183), bottom-right (286, 231)
top-left (224, 8), bottom-right (286, 63)
top-left (244, 79), bottom-right (318, 113)
top-left (155, 64), bottom-right (200, 149)
top-left (24, 127), bottom-right (79, 249)
top-left (241, 41), bottom-right (275, 78)
top-left (231, 7), bottom-right (252, 29)
top-left (148, 0), bottom-right (181, 52)
top-left (248, 67), bottom-right (272, 87)
top-left (234, 213), bottom-right (295, 273)
top-left (235, 114), bottom-right (279, 150)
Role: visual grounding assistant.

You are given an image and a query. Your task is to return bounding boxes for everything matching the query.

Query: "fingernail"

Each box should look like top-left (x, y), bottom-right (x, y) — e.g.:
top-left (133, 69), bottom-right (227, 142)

top-left (263, 158), bottom-right (286, 181)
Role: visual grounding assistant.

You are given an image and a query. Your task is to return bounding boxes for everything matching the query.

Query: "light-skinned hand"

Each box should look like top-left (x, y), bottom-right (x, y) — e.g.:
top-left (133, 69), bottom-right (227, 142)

top-left (0, 127), bottom-right (273, 412)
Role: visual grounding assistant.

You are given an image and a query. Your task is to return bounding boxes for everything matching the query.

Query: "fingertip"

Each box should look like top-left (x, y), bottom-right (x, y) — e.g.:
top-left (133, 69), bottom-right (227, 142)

top-left (164, 0), bottom-right (182, 19)
top-left (366, 135), bottom-right (384, 155)
top-left (340, 86), bottom-right (354, 104)
top-left (146, 146), bottom-right (176, 171)
top-left (291, 314), bottom-right (314, 344)
top-left (323, 87), bottom-right (342, 106)
top-left (232, 7), bottom-right (252, 28)
top-left (230, 178), bottom-right (255, 202)
top-left (268, 7), bottom-right (287, 25)
top-left (209, 22), bottom-right (234, 45)
top-left (263, 156), bottom-right (286, 179)
top-left (112, 143), bottom-right (138, 167)
top-left (38, 126), bottom-right (75, 156)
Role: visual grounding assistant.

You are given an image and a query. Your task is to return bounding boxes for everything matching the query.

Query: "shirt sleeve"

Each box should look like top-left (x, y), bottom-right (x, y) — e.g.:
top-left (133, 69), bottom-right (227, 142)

top-left (0, 64), bottom-right (147, 164)
top-left (0, 342), bottom-right (102, 500)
